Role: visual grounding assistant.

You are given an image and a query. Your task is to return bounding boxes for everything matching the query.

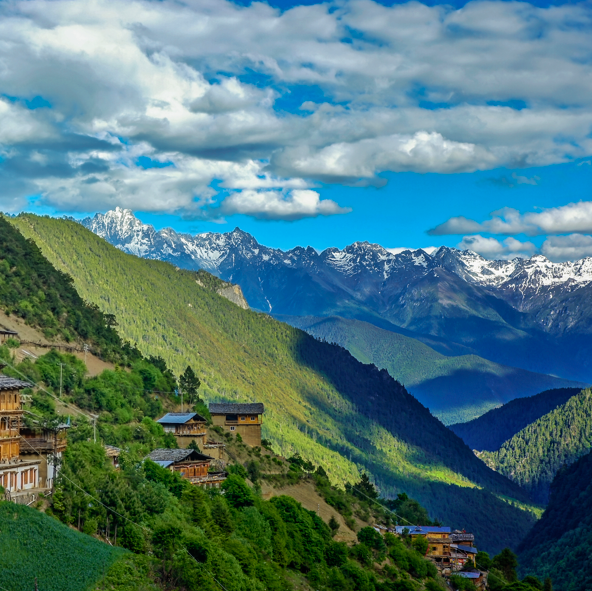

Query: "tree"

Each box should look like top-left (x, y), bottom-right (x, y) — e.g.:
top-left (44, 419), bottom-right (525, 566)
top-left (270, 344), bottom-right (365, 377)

top-left (412, 535), bottom-right (428, 556)
top-left (492, 548), bottom-right (518, 582)
top-left (351, 473), bottom-right (378, 501)
top-left (180, 366), bottom-right (201, 404)
top-left (221, 475), bottom-right (254, 509)
top-left (476, 551), bottom-right (492, 571)
top-left (543, 578), bottom-right (553, 591)
top-left (328, 515), bottom-right (340, 536)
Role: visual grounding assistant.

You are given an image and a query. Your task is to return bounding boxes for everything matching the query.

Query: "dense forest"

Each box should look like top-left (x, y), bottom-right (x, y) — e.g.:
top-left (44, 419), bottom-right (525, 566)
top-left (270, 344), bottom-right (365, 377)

top-left (450, 388), bottom-right (582, 451)
top-left (287, 315), bottom-right (581, 425)
top-left (0, 215), bottom-right (142, 364)
top-left (7, 213), bottom-right (540, 553)
top-left (479, 389), bottom-right (592, 503)
top-left (518, 449), bottom-right (592, 591)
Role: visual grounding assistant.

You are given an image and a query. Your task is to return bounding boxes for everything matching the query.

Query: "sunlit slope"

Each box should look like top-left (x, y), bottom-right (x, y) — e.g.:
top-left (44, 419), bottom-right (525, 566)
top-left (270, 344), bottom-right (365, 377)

top-left (283, 315), bottom-right (585, 424)
top-left (11, 214), bottom-right (536, 552)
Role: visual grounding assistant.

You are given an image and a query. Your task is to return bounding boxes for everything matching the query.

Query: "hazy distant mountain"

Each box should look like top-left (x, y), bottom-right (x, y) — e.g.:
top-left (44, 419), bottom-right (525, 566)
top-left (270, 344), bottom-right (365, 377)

top-left (81, 208), bottom-right (592, 383)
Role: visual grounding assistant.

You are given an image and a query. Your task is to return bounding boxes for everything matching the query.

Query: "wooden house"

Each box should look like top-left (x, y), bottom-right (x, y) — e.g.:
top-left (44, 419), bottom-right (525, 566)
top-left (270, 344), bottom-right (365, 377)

top-left (451, 530), bottom-right (475, 547)
top-left (457, 570), bottom-right (487, 590)
top-left (0, 375), bottom-right (41, 502)
top-left (209, 403), bottom-right (264, 447)
top-left (156, 412), bottom-right (207, 449)
top-left (104, 445), bottom-right (121, 470)
top-left (0, 328), bottom-right (18, 343)
top-left (451, 544), bottom-right (478, 570)
top-left (395, 526), bottom-right (452, 567)
top-left (146, 448), bottom-right (226, 488)
top-left (19, 422), bottom-right (68, 490)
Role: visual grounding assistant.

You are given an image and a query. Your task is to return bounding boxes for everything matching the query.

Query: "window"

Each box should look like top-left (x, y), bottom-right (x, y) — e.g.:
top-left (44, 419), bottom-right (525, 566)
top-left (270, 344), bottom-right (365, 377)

top-left (250, 416), bottom-right (256, 421)
top-left (241, 416), bottom-right (246, 421)
top-left (230, 426), bottom-right (235, 431)
top-left (432, 547), bottom-right (437, 551)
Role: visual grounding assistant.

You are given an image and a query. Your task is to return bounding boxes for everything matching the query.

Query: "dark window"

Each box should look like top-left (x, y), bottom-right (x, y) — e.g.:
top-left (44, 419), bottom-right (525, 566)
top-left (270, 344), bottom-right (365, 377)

top-left (226, 414), bottom-right (238, 421)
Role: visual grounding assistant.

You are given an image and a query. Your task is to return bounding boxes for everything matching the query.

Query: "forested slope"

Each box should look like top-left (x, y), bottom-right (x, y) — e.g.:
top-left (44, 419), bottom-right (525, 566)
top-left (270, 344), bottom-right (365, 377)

top-left (479, 388), bottom-right (592, 504)
top-left (518, 449), bottom-right (592, 591)
top-left (285, 315), bottom-right (583, 424)
top-left (8, 213), bottom-right (537, 553)
top-left (450, 387), bottom-right (582, 451)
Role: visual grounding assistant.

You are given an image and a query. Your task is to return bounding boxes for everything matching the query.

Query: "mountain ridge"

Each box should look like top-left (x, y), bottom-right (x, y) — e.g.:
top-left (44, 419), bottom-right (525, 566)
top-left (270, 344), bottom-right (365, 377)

top-left (79, 208), bottom-right (592, 386)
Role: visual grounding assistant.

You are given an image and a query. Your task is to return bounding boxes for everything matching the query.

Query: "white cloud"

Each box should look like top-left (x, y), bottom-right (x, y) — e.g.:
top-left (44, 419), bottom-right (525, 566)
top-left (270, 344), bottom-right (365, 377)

top-left (541, 234), bottom-right (592, 262)
top-left (0, 0), bottom-right (591, 215)
top-left (430, 201), bottom-right (592, 237)
top-left (458, 235), bottom-right (537, 259)
top-left (219, 189), bottom-right (351, 221)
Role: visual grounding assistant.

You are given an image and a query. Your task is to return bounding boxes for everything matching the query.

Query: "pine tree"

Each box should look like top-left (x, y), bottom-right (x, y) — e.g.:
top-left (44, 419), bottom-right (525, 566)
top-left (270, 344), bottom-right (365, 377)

top-left (180, 365), bottom-right (201, 404)
top-left (544, 578), bottom-right (553, 591)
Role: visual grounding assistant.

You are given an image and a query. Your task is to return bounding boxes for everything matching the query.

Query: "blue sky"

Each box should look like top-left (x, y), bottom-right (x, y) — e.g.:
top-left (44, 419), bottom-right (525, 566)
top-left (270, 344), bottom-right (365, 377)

top-left (1, 0), bottom-right (591, 260)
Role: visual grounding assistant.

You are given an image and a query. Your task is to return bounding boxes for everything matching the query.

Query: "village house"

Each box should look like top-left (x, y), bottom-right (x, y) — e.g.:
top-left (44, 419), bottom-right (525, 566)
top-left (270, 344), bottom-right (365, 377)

top-left (394, 526), bottom-right (453, 569)
top-left (457, 570), bottom-right (488, 590)
top-left (451, 529), bottom-right (475, 546)
top-left (19, 421), bottom-right (69, 490)
top-left (146, 448), bottom-right (227, 488)
top-left (156, 412), bottom-right (207, 449)
top-left (104, 445), bottom-right (121, 470)
top-left (209, 402), bottom-right (264, 447)
top-left (0, 374), bottom-right (41, 503)
top-left (0, 328), bottom-right (18, 343)
top-left (451, 544), bottom-right (478, 570)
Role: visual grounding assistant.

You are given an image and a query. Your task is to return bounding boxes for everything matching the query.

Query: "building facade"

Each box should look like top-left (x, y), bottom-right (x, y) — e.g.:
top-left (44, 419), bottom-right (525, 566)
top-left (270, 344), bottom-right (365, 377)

top-left (156, 412), bottom-right (207, 449)
top-left (146, 448), bottom-right (227, 488)
top-left (209, 403), bottom-right (264, 447)
top-left (0, 375), bottom-right (41, 502)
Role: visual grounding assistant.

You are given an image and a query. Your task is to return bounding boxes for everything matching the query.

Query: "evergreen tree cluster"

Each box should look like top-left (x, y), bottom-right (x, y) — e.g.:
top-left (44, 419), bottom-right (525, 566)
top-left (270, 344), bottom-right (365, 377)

top-left (479, 388), bottom-right (592, 503)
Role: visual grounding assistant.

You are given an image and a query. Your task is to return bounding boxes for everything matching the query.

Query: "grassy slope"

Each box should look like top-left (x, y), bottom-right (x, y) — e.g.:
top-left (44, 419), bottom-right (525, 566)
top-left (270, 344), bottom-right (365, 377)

top-left (0, 502), bottom-right (125, 591)
top-left (479, 388), bottom-right (592, 504)
top-left (283, 315), bottom-right (584, 424)
top-left (450, 387), bottom-right (582, 451)
top-left (10, 214), bottom-right (537, 553)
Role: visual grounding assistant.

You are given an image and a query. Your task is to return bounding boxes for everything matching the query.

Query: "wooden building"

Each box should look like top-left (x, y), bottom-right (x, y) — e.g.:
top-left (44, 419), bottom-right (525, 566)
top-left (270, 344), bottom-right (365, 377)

top-left (395, 526), bottom-right (452, 567)
top-left (104, 445), bottom-right (121, 470)
top-left (209, 403), bottom-right (264, 447)
top-left (0, 328), bottom-right (18, 343)
top-left (0, 375), bottom-right (41, 502)
top-left (156, 412), bottom-right (207, 449)
top-left (457, 570), bottom-right (487, 590)
top-left (146, 448), bottom-right (227, 488)
top-left (19, 422), bottom-right (68, 490)
top-left (451, 544), bottom-right (478, 570)
top-left (451, 530), bottom-right (475, 547)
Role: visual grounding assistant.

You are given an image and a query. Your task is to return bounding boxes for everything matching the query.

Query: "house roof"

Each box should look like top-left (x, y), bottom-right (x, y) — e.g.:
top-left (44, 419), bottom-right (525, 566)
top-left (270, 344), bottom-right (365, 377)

top-left (453, 544), bottom-right (478, 554)
top-left (0, 329), bottom-right (18, 336)
top-left (0, 375), bottom-right (32, 391)
top-left (146, 448), bottom-right (213, 465)
top-left (394, 526), bottom-right (451, 535)
top-left (104, 445), bottom-right (121, 457)
top-left (209, 402), bottom-right (264, 414)
top-left (156, 412), bottom-right (206, 425)
top-left (458, 572), bottom-right (480, 579)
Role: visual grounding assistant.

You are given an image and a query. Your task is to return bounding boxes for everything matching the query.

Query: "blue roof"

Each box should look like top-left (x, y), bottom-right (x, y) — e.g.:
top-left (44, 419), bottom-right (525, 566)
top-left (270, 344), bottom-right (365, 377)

top-left (153, 460), bottom-right (174, 468)
top-left (458, 572), bottom-right (480, 579)
top-left (395, 526), bottom-right (451, 535)
top-left (456, 545), bottom-right (477, 554)
top-left (157, 412), bottom-right (203, 424)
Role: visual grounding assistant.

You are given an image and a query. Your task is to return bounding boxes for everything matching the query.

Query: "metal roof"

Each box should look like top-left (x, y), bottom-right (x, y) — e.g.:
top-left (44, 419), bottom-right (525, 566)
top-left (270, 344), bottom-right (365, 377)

top-left (146, 448), bottom-right (213, 463)
top-left (458, 572), bottom-right (480, 579)
top-left (0, 375), bottom-right (32, 391)
top-left (209, 402), bottom-right (264, 414)
top-left (156, 412), bottom-right (206, 425)
top-left (394, 526), bottom-right (451, 535)
top-left (455, 545), bottom-right (477, 554)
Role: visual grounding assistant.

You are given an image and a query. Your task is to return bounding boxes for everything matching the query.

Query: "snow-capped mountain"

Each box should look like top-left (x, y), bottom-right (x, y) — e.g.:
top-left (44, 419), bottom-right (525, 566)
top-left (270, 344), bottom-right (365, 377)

top-left (83, 207), bottom-right (592, 310)
top-left (81, 208), bottom-right (592, 382)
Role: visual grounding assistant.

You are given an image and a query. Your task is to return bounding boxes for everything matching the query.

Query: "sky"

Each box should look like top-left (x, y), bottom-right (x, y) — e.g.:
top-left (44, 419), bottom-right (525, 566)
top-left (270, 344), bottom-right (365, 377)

top-left (1, 0), bottom-right (591, 261)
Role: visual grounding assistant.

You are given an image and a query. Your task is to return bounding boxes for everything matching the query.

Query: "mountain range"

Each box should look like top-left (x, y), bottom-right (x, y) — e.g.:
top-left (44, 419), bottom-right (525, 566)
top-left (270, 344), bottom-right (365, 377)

top-left (80, 208), bottom-right (592, 419)
top-left (8, 213), bottom-right (539, 553)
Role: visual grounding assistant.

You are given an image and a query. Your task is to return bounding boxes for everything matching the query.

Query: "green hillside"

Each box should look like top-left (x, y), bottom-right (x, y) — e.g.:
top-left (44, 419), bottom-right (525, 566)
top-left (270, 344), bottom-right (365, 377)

top-left (8, 213), bottom-right (537, 553)
top-left (479, 388), bottom-right (592, 504)
top-left (518, 449), bottom-right (592, 591)
top-left (284, 316), bottom-right (583, 424)
top-left (450, 388), bottom-right (582, 451)
top-left (0, 501), bottom-right (125, 591)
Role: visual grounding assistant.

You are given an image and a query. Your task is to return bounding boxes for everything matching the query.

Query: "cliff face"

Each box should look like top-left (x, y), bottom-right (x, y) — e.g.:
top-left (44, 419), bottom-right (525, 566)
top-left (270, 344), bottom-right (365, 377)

top-left (216, 284), bottom-right (249, 310)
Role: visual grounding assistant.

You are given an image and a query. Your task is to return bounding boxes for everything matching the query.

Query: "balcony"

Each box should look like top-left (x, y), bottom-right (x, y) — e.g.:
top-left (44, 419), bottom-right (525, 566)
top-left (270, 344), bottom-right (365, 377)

top-left (0, 429), bottom-right (19, 439)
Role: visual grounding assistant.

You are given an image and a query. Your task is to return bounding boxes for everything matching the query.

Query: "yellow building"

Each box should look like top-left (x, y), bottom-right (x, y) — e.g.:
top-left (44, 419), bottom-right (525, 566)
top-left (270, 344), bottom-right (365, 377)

top-left (209, 403), bottom-right (264, 447)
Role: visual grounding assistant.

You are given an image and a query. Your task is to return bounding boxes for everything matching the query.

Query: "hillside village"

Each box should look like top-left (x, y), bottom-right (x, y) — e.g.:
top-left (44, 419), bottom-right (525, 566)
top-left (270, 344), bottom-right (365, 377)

top-left (0, 344), bottom-right (489, 591)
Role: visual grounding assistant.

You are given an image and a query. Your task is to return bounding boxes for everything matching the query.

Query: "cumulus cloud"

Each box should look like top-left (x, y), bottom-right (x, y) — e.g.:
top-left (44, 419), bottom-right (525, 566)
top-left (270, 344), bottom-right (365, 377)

top-left (0, 0), bottom-right (591, 216)
top-left (485, 172), bottom-right (540, 188)
top-left (541, 234), bottom-right (592, 262)
top-left (430, 202), bottom-right (592, 237)
top-left (219, 190), bottom-right (351, 221)
top-left (458, 235), bottom-right (537, 259)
